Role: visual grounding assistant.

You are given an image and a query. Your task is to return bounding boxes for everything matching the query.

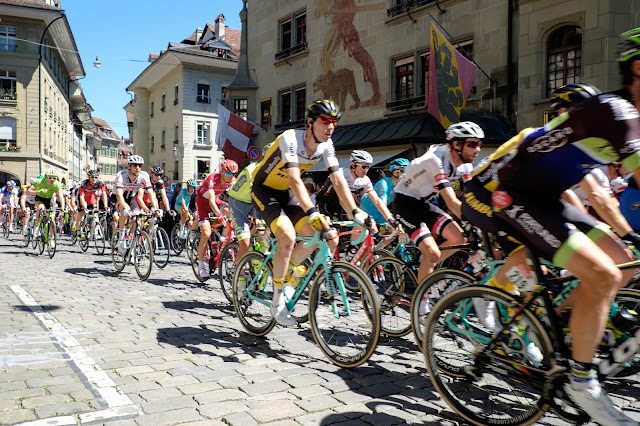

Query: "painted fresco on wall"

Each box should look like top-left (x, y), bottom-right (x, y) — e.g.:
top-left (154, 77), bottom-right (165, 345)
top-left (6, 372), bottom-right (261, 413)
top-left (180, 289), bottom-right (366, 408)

top-left (315, 0), bottom-right (384, 110)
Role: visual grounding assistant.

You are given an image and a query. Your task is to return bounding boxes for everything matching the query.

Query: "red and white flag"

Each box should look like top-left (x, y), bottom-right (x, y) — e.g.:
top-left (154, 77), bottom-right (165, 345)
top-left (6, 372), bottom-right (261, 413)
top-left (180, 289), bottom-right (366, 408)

top-left (216, 103), bottom-right (254, 164)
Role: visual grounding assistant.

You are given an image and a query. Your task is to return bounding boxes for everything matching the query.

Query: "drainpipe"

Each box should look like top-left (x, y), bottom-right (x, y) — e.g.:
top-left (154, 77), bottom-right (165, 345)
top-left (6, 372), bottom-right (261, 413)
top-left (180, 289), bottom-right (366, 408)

top-left (38, 13), bottom-right (65, 174)
top-left (506, 0), bottom-right (514, 121)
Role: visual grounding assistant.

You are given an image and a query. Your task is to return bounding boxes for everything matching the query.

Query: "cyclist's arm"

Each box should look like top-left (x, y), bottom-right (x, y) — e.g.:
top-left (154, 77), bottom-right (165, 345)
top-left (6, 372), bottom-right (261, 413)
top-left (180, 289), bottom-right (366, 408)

top-left (20, 192), bottom-right (26, 210)
top-left (367, 189), bottom-right (394, 222)
top-left (328, 169), bottom-right (359, 216)
top-left (439, 186), bottom-right (462, 220)
top-left (78, 189), bottom-right (88, 210)
top-left (159, 187), bottom-right (170, 212)
top-left (579, 173), bottom-right (631, 236)
top-left (208, 190), bottom-right (222, 216)
top-left (101, 189), bottom-right (109, 209)
top-left (116, 187), bottom-right (129, 211)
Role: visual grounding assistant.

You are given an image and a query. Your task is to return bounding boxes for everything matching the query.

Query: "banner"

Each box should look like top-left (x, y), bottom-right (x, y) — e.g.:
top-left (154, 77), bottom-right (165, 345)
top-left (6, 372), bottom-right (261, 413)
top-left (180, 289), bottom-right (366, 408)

top-left (216, 104), bottom-right (254, 164)
top-left (426, 24), bottom-right (477, 129)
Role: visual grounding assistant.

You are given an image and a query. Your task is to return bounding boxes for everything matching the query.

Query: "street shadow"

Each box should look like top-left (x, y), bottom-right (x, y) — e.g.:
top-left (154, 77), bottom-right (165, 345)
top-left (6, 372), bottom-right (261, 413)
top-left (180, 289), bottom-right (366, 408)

top-left (162, 300), bottom-right (235, 316)
top-left (13, 304), bottom-right (63, 312)
top-left (64, 267), bottom-right (116, 278)
top-left (148, 278), bottom-right (214, 289)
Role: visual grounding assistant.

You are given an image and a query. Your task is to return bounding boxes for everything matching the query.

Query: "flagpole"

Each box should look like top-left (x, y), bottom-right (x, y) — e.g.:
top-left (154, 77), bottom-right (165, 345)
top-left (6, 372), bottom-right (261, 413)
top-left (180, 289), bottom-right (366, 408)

top-left (427, 13), bottom-right (497, 88)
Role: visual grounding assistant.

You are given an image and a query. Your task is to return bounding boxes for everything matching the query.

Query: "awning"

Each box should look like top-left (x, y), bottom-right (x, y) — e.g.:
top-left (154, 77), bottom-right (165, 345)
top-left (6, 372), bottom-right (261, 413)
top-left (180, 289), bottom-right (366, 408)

top-left (307, 145), bottom-right (411, 172)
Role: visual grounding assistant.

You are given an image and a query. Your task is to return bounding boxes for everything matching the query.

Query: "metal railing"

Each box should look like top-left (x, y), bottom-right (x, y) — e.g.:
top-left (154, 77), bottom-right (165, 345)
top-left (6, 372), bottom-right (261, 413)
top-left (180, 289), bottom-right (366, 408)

top-left (386, 95), bottom-right (425, 110)
top-left (274, 118), bottom-right (306, 132)
top-left (387, 0), bottom-right (434, 17)
top-left (275, 42), bottom-right (308, 61)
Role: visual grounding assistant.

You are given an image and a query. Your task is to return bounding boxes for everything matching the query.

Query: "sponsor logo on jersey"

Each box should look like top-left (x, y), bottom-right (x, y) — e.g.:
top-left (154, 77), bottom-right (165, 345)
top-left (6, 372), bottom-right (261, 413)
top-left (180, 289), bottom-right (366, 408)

top-left (620, 139), bottom-right (640, 154)
top-left (491, 191), bottom-right (513, 210)
top-left (526, 128), bottom-right (573, 153)
top-left (463, 192), bottom-right (493, 217)
top-left (600, 95), bottom-right (640, 121)
top-left (503, 204), bottom-right (561, 248)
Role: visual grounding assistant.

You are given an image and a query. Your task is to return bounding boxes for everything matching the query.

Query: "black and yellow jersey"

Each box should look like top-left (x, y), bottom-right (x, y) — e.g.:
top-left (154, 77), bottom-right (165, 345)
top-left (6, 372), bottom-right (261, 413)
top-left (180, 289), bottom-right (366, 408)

top-left (252, 129), bottom-right (340, 190)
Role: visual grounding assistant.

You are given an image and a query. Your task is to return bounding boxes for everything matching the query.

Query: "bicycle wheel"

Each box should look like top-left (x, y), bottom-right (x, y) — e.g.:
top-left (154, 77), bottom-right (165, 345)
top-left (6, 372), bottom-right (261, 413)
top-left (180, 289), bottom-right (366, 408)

top-left (46, 221), bottom-right (56, 259)
top-left (78, 223), bottom-right (90, 252)
top-left (218, 241), bottom-right (239, 302)
top-left (94, 223), bottom-right (106, 255)
top-left (152, 226), bottom-right (170, 269)
top-left (32, 224), bottom-right (40, 251)
top-left (111, 233), bottom-right (128, 272)
top-left (411, 269), bottom-right (475, 352)
top-left (190, 235), bottom-right (212, 283)
top-left (2, 221), bottom-right (8, 238)
top-left (366, 256), bottom-right (418, 337)
top-left (186, 230), bottom-right (199, 264)
top-left (134, 231), bottom-right (153, 281)
top-left (22, 224), bottom-right (31, 247)
top-left (308, 261), bottom-right (380, 368)
top-left (170, 223), bottom-right (185, 255)
top-left (232, 251), bottom-right (276, 336)
top-left (423, 285), bottom-right (554, 426)
top-left (37, 223), bottom-right (46, 255)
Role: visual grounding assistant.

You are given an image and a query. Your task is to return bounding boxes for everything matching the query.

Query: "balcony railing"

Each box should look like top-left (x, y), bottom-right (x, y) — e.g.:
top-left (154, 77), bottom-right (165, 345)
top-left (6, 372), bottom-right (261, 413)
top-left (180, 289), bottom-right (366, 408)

top-left (196, 96), bottom-right (211, 104)
top-left (386, 95), bottom-right (425, 111)
top-left (274, 118), bottom-right (306, 132)
top-left (387, 0), bottom-right (434, 17)
top-left (275, 42), bottom-right (308, 61)
top-left (0, 88), bottom-right (16, 101)
top-left (194, 139), bottom-right (213, 147)
top-left (0, 143), bottom-right (19, 152)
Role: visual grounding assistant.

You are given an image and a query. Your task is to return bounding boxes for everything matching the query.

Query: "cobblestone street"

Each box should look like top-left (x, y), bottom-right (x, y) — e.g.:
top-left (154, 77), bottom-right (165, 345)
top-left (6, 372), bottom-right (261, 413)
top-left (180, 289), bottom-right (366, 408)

top-left (0, 233), bottom-right (638, 425)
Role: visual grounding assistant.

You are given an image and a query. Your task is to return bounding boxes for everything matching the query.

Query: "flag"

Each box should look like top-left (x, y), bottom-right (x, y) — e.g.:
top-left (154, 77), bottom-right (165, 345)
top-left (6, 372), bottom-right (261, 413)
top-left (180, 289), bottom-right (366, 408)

top-left (216, 103), bottom-right (254, 164)
top-left (426, 24), bottom-right (477, 129)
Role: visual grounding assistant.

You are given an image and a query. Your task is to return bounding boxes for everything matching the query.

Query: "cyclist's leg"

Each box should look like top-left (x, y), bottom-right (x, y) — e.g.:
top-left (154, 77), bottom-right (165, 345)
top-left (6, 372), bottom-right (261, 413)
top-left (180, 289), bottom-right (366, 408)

top-left (229, 197), bottom-right (252, 260)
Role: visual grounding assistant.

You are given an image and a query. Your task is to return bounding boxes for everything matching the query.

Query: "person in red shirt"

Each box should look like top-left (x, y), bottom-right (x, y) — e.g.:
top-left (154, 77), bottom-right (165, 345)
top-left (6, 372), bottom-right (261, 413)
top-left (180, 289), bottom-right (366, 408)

top-left (74, 170), bottom-right (108, 232)
top-left (195, 159), bottom-right (238, 277)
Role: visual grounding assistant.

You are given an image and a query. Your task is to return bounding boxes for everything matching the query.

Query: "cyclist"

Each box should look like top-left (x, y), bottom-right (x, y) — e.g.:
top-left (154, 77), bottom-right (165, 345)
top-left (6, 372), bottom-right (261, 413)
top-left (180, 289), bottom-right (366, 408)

top-left (28, 169), bottom-right (65, 236)
top-left (194, 159), bottom-right (238, 278)
top-left (485, 28), bottom-right (640, 425)
top-left (251, 99), bottom-right (370, 326)
top-left (394, 121), bottom-right (482, 284)
top-left (360, 158), bottom-right (409, 231)
top-left (114, 155), bottom-right (159, 252)
top-left (174, 178), bottom-right (197, 239)
top-left (75, 170), bottom-right (108, 233)
top-left (0, 180), bottom-right (19, 232)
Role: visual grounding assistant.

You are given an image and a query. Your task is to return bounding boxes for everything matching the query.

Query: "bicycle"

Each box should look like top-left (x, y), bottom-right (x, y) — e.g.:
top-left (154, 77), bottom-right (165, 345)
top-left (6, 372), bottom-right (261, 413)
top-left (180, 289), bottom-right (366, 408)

top-left (170, 212), bottom-right (193, 255)
top-left (32, 208), bottom-right (58, 258)
top-left (143, 213), bottom-right (171, 269)
top-left (110, 212), bottom-right (154, 280)
top-left (77, 209), bottom-right (107, 255)
top-left (189, 214), bottom-right (233, 283)
top-left (231, 220), bottom-right (381, 368)
top-left (21, 209), bottom-right (36, 248)
top-left (422, 247), bottom-right (640, 425)
top-left (1, 208), bottom-right (10, 238)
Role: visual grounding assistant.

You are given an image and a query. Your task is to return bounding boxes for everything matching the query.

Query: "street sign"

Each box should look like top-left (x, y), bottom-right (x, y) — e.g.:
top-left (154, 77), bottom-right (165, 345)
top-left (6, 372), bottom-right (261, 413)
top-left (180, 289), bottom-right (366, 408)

top-left (248, 147), bottom-right (260, 161)
top-left (162, 176), bottom-right (169, 183)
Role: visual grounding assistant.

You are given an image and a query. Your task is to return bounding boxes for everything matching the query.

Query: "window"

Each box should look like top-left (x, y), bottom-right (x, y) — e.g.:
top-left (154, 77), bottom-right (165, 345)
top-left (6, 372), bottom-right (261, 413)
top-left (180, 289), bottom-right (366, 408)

top-left (294, 87), bottom-right (306, 122)
top-left (197, 158), bottom-right (210, 180)
top-left (173, 159), bottom-right (179, 181)
top-left (150, 136), bottom-right (155, 153)
top-left (195, 121), bottom-right (210, 145)
top-left (395, 57), bottom-right (414, 100)
top-left (296, 14), bottom-right (307, 45)
top-left (276, 11), bottom-right (307, 60)
top-left (150, 102), bottom-right (154, 118)
top-left (0, 117), bottom-right (17, 148)
top-left (161, 130), bottom-right (166, 150)
top-left (419, 52), bottom-right (429, 99)
top-left (0, 70), bottom-right (16, 100)
top-left (234, 98), bottom-right (248, 120)
top-left (174, 125), bottom-right (179, 143)
top-left (280, 19), bottom-right (292, 52)
top-left (547, 25), bottom-right (582, 96)
top-left (161, 94), bottom-right (166, 112)
top-left (0, 25), bottom-right (16, 52)
top-left (280, 90), bottom-right (292, 123)
top-left (197, 83), bottom-right (210, 104)
top-left (174, 85), bottom-right (179, 105)
top-left (261, 98), bottom-right (272, 128)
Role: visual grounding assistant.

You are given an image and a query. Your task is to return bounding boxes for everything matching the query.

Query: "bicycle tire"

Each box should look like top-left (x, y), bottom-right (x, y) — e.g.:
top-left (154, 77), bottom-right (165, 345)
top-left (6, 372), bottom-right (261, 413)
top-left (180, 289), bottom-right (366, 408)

top-left (423, 285), bottom-right (554, 426)
top-left (190, 234), bottom-right (211, 283)
top-left (411, 269), bottom-right (475, 352)
top-left (94, 223), bottom-right (106, 255)
top-left (152, 226), bottom-right (170, 269)
top-left (111, 233), bottom-right (127, 273)
top-left (134, 231), bottom-right (153, 281)
top-left (46, 222), bottom-right (56, 259)
top-left (308, 261), bottom-right (380, 368)
top-left (218, 241), bottom-right (239, 303)
top-left (170, 223), bottom-right (185, 255)
top-left (2, 221), bottom-right (8, 238)
top-left (186, 230), bottom-right (198, 265)
top-left (22, 227), bottom-right (30, 247)
top-left (78, 223), bottom-right (90, 252)
top-left (366, 256), bottom-right (418, 337)
top-left (32, 225), bottom-right (40, 251)
top-left (232, 251), bottom-right (276, 336)
top-left (37, 223), bottom-right (46, 255)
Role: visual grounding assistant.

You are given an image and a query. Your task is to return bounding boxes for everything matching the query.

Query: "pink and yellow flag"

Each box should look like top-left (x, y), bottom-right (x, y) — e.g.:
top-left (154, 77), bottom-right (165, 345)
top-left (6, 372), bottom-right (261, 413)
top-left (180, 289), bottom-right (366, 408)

top-left (426, 24), bottom-right (477, 129)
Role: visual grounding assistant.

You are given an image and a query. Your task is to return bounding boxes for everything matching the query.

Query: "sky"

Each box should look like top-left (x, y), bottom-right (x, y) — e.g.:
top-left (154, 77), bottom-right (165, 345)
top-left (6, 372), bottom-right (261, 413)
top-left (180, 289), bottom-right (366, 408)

top-left (62, 0), bottom-right (244, 139)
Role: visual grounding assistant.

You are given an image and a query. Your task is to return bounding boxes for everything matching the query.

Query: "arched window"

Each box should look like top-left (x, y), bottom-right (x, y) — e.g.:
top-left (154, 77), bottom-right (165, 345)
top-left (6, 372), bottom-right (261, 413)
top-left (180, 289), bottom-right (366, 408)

top-left (546, 25), bottom-right (582, 96)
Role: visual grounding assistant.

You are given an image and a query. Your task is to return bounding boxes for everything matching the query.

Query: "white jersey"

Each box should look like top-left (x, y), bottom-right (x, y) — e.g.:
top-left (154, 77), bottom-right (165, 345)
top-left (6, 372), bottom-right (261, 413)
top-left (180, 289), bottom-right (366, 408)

top-left (395, 144), bottom-right (472, 199)
top-left (1, 186), bottom-right (18, 207)
top-left (570, 167), bottom-right (612, 207)
top-left (342, 167), bottom-right (373, 204)
top-left (114, 170), bottom-right (152, 201)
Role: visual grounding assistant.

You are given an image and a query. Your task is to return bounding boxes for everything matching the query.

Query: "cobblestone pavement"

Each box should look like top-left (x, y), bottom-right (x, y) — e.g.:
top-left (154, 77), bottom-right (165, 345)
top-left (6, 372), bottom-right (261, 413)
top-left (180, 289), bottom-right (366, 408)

top-left (1, 232), bottom-right (639, 425)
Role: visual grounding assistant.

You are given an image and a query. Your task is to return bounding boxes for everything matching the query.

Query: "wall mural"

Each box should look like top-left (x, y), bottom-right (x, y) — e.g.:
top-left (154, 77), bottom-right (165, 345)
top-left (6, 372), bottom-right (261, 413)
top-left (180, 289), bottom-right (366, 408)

top-left (315, 0), bottom-right (384, 110)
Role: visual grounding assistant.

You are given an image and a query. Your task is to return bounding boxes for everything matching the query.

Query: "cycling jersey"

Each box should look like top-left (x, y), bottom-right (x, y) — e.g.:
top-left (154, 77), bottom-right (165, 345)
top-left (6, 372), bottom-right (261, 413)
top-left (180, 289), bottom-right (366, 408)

top-left (360, 177), bottom-right (396, 225)
top-left (142, 180), bottom-right (166, 208)
top-left (569, 167), bottom-right (612, 207)
top-left (196, 173), bottom-right (234, 199)
top-left (317, 167), bottom-right (374, 218)
top-left (1, 186), bottom-right (18, 207)
top-left (114, 170), bottom-right (152, 208)
top-left (78, 179), bottom-right (106, 206)
top-left (395, 144), bottom-right (472, 200)
top-left (174, 188), bottom-right (194, 210)
top-left (32, 177), bottom-right (62, 199)
top-left (228, 163), bottom-right (258, 204)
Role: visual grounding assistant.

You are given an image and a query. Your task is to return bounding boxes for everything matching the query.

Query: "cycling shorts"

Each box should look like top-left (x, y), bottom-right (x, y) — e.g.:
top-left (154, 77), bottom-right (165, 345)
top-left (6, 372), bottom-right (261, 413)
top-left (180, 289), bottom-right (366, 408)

top-left (492, 185), bottom-right (608, 268)
top-left (35, 195), bottom-right (53, 210)
top-left (229, 197), bottom-right (255, 241)
top-left (392, 192), bottom-right (453, 246)
top-left (251, 186), bottom-right (308, 234)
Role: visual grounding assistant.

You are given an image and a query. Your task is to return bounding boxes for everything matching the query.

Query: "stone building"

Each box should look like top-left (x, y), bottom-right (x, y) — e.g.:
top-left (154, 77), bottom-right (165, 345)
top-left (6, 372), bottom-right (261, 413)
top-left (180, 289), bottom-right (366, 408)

top-left (93, 117), bottom-right (120, 185)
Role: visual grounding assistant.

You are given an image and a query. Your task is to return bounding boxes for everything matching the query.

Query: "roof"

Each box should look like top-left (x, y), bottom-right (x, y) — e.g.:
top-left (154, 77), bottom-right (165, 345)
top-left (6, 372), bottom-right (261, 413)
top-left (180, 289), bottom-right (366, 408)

top-left (0, 0), bottom-right (59, 11)
top-left (92, 116), bottom-right (120, 140)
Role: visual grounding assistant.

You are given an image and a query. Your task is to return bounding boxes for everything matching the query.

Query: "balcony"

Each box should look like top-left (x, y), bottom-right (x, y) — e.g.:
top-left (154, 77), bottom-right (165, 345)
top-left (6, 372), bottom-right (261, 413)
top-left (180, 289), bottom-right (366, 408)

top-left (386, 96), bottom-right (425, 111)
top-left (193, 139), bottom-right (213, 148)
top-left (387, 0), bottom-right (434, 18)
top-left (0, 142), bottom-right (19, 152)
top-left (0, 88), bottom-right (16, 101)
top-left (275, 42), bottom-right (308, 61)
top-left (274, 118), bottom-right (306, 133)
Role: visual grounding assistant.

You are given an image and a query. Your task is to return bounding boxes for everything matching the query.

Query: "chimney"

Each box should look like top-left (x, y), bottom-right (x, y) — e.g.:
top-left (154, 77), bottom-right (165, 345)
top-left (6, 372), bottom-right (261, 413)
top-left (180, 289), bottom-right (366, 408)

top-left (215, 14), bottom-right (225, 39)
top-left (195, 27), bottom-right (203, 44)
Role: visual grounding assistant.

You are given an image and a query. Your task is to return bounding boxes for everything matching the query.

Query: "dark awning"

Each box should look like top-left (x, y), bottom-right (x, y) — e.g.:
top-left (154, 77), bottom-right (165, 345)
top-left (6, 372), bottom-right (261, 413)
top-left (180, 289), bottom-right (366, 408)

top-left (331, 112), bottom-right (515, 149)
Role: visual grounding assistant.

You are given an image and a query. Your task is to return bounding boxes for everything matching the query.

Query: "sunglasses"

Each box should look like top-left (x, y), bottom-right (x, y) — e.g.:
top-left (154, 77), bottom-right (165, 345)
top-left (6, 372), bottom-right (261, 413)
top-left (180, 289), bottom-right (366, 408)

top-left (317, 115), bottom-right (338, 125)
top-left (47, 176), bottom-right (57, 180)
top-left (357, 164), bottom-right (371, 170)
top-left (131, 164), bottom-right (143, 168)
top-left (465, 140), bottom-right (483, 148)
top-left (393, 168), bottom-right (406, 173)
top-left (223, 170), bottom-right (236, 176)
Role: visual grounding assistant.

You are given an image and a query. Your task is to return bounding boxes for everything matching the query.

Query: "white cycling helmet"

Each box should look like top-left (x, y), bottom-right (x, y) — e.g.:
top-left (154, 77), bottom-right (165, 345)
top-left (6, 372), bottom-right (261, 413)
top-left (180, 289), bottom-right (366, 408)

top-left (44, 168), bottom-right (58, 178)
top-left (445, 121), bottom-right (485, 141)
top-left (127, 154), bottom-right (144, 165)
top-left (350, 150), bottom-right (373, 164)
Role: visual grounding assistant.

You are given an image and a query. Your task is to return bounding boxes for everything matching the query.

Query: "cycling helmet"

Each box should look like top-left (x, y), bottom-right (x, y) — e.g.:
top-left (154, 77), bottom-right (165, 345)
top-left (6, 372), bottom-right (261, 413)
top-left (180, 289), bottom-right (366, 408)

top-left (45, 168), bottom-right (58, 178)
top-left (87, 169), bottom-right (99, 177)
top-left (186, 178), bottom-right (196, 188)
top-left (445, 122), bottom-right (485, 141)
top-left (127, 154), bottom-right (144, 165)
top-left (29, 177), bottom-right (37, 184)
top-left (220, 159), bottom-right (238, 174)
top-left (150, 165), bottom-right (164, 175)
top-left (261, 142), bottom-right (273, 159)
top-left (307, 99), bottom-right (342, 121)
top-left (549, 83), bottom-right (601, 110)
top-left (389, 158), bottom-right (410, 172)
top-left (6, 180), bottom-right (15, 187)
top-left (350, 150), bottom-right (373, 164)
top-left (618, 28), bottom-right (640, 62)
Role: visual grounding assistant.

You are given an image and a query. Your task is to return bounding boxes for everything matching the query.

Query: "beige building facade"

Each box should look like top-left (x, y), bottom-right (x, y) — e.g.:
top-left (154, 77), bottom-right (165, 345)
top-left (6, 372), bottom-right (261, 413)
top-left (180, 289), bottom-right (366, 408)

top-left (229, 0), bottom-right (640, 166)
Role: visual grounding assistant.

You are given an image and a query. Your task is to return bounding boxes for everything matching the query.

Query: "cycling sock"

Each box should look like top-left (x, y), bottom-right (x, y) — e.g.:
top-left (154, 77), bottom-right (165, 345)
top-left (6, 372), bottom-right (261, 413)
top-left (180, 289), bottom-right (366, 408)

top-left (273, 278), bottom-right (285, 306)
top-left (569, 359), bottom-right (598, 391)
